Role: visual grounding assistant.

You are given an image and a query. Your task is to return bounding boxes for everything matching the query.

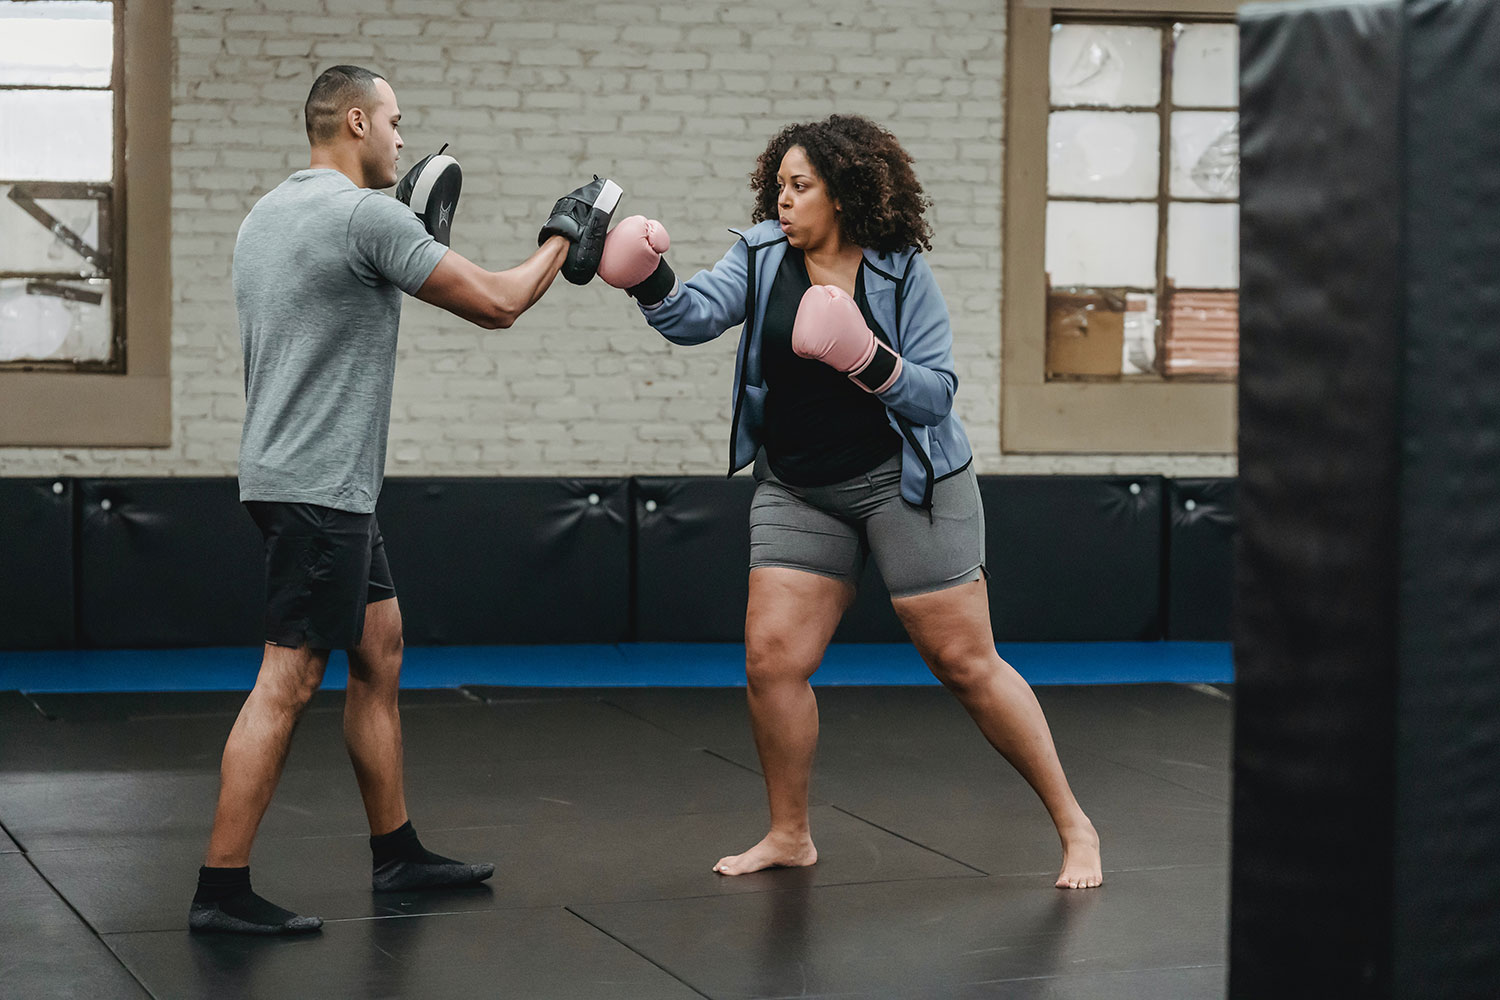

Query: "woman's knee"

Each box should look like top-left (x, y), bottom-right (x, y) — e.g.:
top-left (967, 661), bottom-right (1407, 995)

top-left (926, 640), bottom-right (999, 694)
top-left (745, 628), bottom-right (820, 689)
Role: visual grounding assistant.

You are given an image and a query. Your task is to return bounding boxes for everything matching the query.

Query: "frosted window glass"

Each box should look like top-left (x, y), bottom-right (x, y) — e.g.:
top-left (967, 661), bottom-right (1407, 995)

top-left (1167, 202), bottom-right (1239, 289)
top-left (1170, 112), bottom-right (1239, 198)
top-left (1172, 24), bottom-right (1238, 108)
top-left (0, 187), bottom-right (104, 275)
top-left (0, 91), bottom-right (113, 181)
top-left (1048, 112), bottom-right (1160, 199)
top-left (1050, 25), bottom-right (1162, 108)
top-left (0, 2), bottom-right (113, 86)
top-left (1046, 202), bottom-right (1158, 287)
top-left (0, 278), bottom-right (111, 362)
top-left (1123, 292), bottom-right (1158, 374)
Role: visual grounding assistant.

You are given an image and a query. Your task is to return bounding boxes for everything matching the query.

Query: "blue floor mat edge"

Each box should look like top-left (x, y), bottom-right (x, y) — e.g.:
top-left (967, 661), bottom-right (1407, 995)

top-left (0, 641), bottom-right (1232, 693)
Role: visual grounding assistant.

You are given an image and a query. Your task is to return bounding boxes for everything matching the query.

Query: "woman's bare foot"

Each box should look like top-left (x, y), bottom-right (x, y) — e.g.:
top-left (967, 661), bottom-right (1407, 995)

top-left (1055, 820), bottom-right (1103, 889)
top-left (713, 830), bottom-right (818, 876)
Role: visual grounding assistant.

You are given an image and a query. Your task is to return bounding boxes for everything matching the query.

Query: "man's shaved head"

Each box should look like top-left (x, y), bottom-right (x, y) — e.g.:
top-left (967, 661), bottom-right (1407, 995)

top-left (304, 65), bottom-right (386, 144)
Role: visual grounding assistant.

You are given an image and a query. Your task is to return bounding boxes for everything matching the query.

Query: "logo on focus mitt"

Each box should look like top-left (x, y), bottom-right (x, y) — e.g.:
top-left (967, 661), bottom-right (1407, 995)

top-left (396, 143), bottom-right (462, 247)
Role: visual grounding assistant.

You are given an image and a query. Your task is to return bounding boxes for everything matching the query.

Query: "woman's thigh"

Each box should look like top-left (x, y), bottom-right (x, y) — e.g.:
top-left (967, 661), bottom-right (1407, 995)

top-left (865, 464), bottom-right (987, 600)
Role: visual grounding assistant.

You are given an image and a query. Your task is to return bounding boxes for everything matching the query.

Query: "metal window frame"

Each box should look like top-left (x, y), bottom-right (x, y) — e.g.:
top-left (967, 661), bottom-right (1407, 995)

top-left (0, 0), bottom-right (125, 373)
top-left (1045, 11), bottom-right (1238, 382)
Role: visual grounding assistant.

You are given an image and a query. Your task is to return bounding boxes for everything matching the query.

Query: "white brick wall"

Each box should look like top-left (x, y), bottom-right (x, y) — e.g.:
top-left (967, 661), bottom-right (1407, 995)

top-left (0, 0), bottom-right (1236, 479)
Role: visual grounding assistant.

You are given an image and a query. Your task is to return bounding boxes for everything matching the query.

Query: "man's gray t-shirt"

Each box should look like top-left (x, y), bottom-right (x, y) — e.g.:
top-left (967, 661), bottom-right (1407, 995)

top-left (235, 168), bottom-right (446, 513)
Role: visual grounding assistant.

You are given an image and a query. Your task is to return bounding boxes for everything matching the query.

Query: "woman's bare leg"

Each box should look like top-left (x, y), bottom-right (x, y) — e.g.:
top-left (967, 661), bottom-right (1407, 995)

top-left (893, 579), bottom-right (1103, 889)
top-left (714, 567), bottom-right (855, 876)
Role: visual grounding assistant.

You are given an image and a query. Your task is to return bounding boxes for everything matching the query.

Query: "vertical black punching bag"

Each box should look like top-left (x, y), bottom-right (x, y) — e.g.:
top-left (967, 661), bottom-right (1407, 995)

top-left (1234, 0), bottom-right (1500, 996)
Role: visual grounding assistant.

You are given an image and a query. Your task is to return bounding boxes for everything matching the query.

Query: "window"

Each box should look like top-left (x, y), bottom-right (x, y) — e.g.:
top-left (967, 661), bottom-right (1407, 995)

top-left (0, 0), bottom-right (121, 371)
top-left (1044, 19), bottom-right (1239, 382)
top-left (1002, 0), bottom-right (1258, 455)
top-left (0, 0), bottom-right (170, 447)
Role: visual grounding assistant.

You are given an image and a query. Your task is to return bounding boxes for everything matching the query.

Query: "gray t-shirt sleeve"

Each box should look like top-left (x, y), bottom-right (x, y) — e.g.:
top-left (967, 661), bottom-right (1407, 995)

top-left (347, 192), bottom-right (448, 294)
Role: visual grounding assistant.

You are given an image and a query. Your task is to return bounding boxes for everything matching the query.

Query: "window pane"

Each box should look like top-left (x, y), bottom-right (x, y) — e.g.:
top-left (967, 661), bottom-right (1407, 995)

top-left (1165, 290), bottom-right (1237, 376)
top-left (1048, 111), bottom-right (1160, 199)
top-left (0, 278), bottom-right (111, 363)
top-left (0, 1), bottom-right (113, 87)
top-left (0, 90), bottom-right (113, 181)
top-left (1046, 289), bottom-right (1160, 378)
top-left (1172, 24), bottom-right (1237, 108)
top-left (1170, 111), bottom-right (1239, 198)
top-left (1050, 25), bottom-right (1162, 108)
top-left (1123, 292), bottom-right (1158, 374)
top-left (0, 184), bottom-right (106, 276)
top-left (1167, 202), bottom-right (1238, 289)
top-left (1046, 201), bottom-right (1158, 288)
top-left (1047, 289), bottom-right (1124, 378)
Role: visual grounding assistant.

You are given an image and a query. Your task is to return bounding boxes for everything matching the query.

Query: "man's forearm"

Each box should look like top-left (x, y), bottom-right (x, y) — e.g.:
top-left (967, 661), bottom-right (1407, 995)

top-left (493, 236), bottom-right (568, 323)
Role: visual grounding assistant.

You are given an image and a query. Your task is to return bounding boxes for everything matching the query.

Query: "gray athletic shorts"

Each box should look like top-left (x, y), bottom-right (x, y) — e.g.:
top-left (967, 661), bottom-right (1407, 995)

top-left (749, 451), bottom-right (987, 599)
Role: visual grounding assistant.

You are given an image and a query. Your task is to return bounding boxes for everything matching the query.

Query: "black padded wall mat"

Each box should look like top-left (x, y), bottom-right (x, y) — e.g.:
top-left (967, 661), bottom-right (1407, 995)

top-left (0, 479), bottom-right (75, 649)
top-left (633, 477), bottom-right (756, 642)
top-left (1165, 479), bottom-right (1235, 641)
top-left (77, 480), bottom-right (265, 648)
top-left (832, 561), bottom-right (909, 643)
top-left (632, 475), bottom-right (1165, 644)
top-left (1235, 1), bottom-right (1500, 995)
top-left (629, 477), bottom-right (908, 644)
top-left (980, 477), bottom-right (1163, 641)
top-left (11, 473), bottom-right (1211, 649)
top-left (1394, 0), bottom-right (1500, 991)
top-left (376, 478), bottom-right (630, 644)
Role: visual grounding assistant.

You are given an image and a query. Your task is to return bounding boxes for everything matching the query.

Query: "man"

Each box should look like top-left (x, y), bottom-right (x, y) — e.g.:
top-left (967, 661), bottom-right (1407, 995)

top-left (190, 65), bottom-right (618, 935)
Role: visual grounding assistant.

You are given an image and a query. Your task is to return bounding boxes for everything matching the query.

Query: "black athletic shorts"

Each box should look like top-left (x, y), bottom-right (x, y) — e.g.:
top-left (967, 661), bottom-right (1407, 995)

top-left (244, 501), bottom-right (396, 650)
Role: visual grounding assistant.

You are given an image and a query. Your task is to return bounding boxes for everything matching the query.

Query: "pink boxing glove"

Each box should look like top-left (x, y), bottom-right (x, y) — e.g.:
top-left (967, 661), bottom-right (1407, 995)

top-left (598, 215), bottom-right (677, 306)
top-left (791, 284), bottom-right (903, 394)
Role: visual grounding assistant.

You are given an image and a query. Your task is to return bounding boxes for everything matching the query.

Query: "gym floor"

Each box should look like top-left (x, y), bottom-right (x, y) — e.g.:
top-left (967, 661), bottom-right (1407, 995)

top-left (1, 664), bottom-right (1231, 999)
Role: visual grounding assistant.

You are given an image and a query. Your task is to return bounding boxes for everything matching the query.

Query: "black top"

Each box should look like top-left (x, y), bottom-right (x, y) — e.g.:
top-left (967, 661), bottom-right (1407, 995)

top-left (760, 248), bottom-right (902, 486)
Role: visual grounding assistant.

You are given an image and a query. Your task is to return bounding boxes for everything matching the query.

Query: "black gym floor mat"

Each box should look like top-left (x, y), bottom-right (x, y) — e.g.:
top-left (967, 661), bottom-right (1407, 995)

top-left (1, 853), bottom-right (151, 999)
top-left (1, 684), bottom-right (1233, 998)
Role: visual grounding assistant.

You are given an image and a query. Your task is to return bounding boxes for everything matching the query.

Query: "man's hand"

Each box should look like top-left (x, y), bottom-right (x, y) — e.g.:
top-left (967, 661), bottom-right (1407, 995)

top-left (538, 176), bottom-right (623, 285)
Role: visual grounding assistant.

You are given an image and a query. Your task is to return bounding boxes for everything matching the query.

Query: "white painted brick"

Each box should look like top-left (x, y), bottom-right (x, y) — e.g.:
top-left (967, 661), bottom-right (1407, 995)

top-left (721, 6), bottom-right (778, 25)
top-left (175, 13), bottom-right (226, 33)
top-left (0, 0), bottom-right (1236, 482)
top-left (224, 14), bottom-right (287, 33)
top-left (289, 16), bottom-right (354, 35)
top-left (622, 25), bottom-right (681, 44)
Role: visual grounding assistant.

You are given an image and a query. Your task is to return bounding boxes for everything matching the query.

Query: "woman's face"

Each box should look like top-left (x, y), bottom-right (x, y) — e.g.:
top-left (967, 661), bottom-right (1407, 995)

top-left (775, 145), bottom-right (839, 250)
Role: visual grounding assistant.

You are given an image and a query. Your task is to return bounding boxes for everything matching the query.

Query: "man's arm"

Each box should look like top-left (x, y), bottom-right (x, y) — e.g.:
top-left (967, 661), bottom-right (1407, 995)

top-left (414, 236), bottom-right (569, 329)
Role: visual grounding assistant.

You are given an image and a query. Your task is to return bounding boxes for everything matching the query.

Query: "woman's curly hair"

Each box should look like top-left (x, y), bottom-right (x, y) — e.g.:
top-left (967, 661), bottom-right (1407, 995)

top-left (750, 115), bottom-right (933, 254)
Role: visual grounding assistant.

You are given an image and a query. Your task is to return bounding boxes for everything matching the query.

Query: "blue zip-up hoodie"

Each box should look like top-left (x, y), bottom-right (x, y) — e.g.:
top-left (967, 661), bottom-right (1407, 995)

top-left (639, 219), bottom-right (973, 507)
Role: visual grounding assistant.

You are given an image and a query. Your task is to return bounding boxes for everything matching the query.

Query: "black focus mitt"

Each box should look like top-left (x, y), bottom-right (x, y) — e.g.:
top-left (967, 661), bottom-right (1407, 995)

top-left (538, 175), bottom-right (624, 285)
top-left (396, 144), bottom-right (462, 246)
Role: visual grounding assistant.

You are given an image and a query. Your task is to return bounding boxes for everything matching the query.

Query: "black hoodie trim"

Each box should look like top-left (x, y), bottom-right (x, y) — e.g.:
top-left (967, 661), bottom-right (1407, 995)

top-left (726, 231), bottom-right (788, 476)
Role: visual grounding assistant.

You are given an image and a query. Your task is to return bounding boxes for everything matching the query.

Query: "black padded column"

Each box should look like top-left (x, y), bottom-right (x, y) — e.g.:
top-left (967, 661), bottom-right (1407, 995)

top-left (1235, 0), bottom-right (1500, 995)
top-left (1393, 0), bottom-right (1500, 992)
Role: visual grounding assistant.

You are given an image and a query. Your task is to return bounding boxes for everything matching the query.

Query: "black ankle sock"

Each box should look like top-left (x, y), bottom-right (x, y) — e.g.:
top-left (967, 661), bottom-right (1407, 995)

top-left (193, 865), bottom-right (250, 903)
top-left (370, 820), bottom-right (459, 867)
top-left (193, 866), bottom-right (300, 927)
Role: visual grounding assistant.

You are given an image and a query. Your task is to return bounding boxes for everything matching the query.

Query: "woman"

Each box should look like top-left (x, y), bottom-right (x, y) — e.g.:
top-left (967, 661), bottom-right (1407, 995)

top-left (598, 115), bottom-right (1102, 888)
